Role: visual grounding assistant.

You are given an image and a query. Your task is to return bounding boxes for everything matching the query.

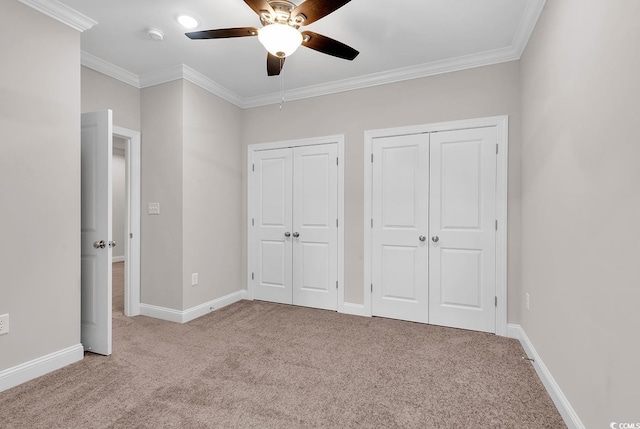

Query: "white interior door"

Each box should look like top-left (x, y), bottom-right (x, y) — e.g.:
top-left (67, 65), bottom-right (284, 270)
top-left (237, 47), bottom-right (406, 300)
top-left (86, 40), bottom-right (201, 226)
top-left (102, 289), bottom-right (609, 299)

top-left (81, 110), bottom-right (113, 355)
top-left (292, 144), bottom-right (338, 310)
top-left (429, 127), bottom-right (497, 333)
top-left (253, 148), bottom-right (293, 304)
top-left (371, 134), bottom-right (430, 323)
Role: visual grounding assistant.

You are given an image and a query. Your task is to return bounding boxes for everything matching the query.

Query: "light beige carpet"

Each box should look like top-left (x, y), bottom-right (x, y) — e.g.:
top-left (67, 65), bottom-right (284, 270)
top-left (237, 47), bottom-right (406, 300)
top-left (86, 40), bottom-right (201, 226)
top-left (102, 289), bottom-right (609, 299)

top-left (0, 262), bottom-right (565, 428)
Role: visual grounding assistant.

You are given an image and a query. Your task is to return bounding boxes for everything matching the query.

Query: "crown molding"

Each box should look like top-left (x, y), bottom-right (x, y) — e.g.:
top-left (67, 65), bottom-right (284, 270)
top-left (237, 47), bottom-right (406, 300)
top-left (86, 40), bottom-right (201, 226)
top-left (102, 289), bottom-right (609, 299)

top-left (18, 0), bottom-right (97, 32)
top-left (182, 66), bottom-right (245, 108)
top-left (137, 64), bottom-right (184, 89)
top-left (81, 51), bottom-right (140, 88)
top-left (137, 65), bottom-right (245, 108)
top-left (243, 45), bottom-right (520, 108)
top-left (243, 0), bottom-right (547, 108)
top-left (76, 0), bottom-right (546, 109)
top-left (82, 45), bottom-right (519, 110)
top-left (512, 0), bottom-right (547, 57)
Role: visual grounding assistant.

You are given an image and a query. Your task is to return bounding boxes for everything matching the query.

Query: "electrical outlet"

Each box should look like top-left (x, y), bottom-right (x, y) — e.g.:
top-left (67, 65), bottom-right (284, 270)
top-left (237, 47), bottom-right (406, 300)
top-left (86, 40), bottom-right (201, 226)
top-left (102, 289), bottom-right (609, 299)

top-left (0, 314), bottom-right (9, 335)
top-left (525, 293), bottom-right (530, 311)
top-left (191, 273), bottom-right (198, 286)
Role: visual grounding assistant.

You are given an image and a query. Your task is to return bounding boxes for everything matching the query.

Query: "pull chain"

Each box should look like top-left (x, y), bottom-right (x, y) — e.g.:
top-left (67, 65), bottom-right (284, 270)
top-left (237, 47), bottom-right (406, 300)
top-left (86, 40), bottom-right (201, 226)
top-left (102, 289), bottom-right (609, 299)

top-left (279, 57), bottom-right (285, 111)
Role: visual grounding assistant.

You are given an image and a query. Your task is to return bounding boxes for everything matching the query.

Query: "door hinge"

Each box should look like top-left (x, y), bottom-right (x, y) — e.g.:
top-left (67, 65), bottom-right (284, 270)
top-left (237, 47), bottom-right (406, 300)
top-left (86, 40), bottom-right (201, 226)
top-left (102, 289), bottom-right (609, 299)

top-left (496, 144), bottom-right (499, 155)
top-left (252, 218), bottom-right (255, 226)
top-left (252, 272), bottom-right (254, 280)
top-left (336, 157), bottom-right (339, 166)
top-left (371, 218), bottom-right (373, 228)
top-left (336, 281), bottom-right (338, 289)
top-left (336, 218), bottom-right (339, 227)
top-left (495, 220), bottom-right (498, 231)
top-left (371, 283), bottom-right (373, 292)
top-left (495, 296), bottom-right (498, 307)
top-left (371, 153), bottom-right (373, 163)
top-left (252, 163), bottom-right (255, 172)
top-left (130, 233), bottom-right (133, 239)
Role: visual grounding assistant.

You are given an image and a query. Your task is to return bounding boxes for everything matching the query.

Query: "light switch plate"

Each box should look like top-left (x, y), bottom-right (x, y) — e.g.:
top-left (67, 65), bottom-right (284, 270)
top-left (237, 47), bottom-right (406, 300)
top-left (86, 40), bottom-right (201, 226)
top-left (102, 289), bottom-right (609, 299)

top-left (191, 273), bottom-right (198, 286)
top-left (148, 202), bottom-right (160, 215)
top-left (0, 314), bottom-right (9, 335)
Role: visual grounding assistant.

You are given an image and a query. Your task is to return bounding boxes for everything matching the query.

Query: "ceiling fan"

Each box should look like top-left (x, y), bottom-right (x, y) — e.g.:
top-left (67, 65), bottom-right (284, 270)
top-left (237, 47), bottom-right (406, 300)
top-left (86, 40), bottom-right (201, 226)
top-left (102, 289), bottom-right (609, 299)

top-left (185, 0), bottom-right (359, 76)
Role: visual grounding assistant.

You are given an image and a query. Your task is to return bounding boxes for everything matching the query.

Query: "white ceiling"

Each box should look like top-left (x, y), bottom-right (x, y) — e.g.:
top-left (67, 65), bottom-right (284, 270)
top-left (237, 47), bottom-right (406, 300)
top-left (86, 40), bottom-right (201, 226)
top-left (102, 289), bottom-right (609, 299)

top-left (35, 0), bottom-right (545, 107)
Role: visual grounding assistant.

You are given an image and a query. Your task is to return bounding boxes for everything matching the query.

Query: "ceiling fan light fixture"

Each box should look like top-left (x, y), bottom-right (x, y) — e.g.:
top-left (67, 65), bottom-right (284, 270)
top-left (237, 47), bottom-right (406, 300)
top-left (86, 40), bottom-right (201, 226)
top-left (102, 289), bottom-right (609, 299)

top-left (258, 23), bottom-right (302, 58)
top-left (177, 14), bottom-right (199, 29)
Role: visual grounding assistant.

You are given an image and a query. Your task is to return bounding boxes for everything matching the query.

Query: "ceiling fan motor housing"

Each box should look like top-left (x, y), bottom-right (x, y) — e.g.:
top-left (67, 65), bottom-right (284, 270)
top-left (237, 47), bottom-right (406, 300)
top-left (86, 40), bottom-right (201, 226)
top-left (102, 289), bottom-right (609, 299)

top-left (260, 0), bottom-right (306, 28)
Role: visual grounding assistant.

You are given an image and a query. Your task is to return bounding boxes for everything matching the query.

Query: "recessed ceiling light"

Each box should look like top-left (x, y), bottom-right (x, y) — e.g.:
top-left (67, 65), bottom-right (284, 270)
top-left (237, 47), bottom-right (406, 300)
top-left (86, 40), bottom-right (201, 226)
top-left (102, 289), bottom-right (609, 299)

top-left (177, 15), bottom-right (199, 29)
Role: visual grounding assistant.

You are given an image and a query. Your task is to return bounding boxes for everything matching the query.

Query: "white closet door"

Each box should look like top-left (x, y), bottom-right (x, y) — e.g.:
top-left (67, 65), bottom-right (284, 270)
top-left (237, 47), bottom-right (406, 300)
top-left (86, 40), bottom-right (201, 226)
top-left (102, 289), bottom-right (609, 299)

top-left (253, 148), bottom-right (293, 304)
top-left (371, 134), bottom-right (430, 323)
top-left (429, 127), bottom-right (497, 333)
top-left (80, 110), bottom-right (112, 355)
top-left (292, 144), bottom-right (338, 310)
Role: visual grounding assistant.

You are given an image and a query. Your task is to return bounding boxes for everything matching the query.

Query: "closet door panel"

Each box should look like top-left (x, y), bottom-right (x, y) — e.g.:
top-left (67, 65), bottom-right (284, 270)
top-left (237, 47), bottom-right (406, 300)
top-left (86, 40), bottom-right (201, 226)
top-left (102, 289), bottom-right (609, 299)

top-left (371, 134), bottom-right (430, 323)
top-left (429, 127), bottom-right (497, 333)
top-left (253, 148), bottom-right (293, 304)
top-left (292, 144), bottom-right (338, 310)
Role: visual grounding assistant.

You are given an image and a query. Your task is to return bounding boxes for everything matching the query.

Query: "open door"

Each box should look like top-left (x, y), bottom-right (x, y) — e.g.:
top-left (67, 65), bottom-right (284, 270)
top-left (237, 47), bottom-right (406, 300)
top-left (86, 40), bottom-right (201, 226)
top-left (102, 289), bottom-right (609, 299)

top-left (81, 110), bottom-right (113, 355)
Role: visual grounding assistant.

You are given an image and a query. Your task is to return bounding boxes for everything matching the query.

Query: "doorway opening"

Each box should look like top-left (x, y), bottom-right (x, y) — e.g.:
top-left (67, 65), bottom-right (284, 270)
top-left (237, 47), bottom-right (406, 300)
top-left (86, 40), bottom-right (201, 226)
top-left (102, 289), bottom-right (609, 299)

top-left (113, 126), bottom-right (141, 317)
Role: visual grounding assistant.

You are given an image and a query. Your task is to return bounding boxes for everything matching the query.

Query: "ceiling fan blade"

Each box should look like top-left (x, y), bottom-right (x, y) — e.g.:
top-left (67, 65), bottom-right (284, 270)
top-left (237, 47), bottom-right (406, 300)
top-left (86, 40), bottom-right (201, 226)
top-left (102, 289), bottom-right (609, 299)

top-left (292, 0), bottom-right (352, 25)
top-left (244, 0), bottom-right (276, 18)
top-left (186, 27), bottom-right (259, 39)
top-left (301, 31), bottom-right (359, 60)
top-left (267, 53), bottom-right (285, 76)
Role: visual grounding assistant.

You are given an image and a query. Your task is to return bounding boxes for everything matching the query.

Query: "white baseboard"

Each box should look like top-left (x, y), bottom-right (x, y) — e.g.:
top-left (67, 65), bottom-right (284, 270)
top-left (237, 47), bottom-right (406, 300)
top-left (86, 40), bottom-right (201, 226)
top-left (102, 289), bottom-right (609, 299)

top-left (340, 302), bottom-right (370, 317)
top-left (139, 290), bottom-right (248, 324)
top-left (182, 290), bottom-right (247, 323)
top-left (139, 303), bottom-right (183, 323)
top-left (0, 344), bottom-right (84, 393)
top-left (507, 324), bottom-right (585, 429)
top-left (112, 256), bottom-right (125, 263)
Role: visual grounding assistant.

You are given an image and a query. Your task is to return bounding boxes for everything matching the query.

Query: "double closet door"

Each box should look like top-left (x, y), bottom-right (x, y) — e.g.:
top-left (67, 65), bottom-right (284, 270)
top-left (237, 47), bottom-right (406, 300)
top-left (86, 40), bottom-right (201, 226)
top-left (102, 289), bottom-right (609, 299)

top-left (371, 127), bottom-right (497, 333)
top-left (252, 144), bottom-right (338, 311)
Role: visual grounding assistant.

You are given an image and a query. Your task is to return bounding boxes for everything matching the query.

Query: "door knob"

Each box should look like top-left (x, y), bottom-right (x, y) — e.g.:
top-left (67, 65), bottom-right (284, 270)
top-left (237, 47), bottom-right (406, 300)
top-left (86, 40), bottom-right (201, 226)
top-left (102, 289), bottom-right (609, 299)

top-left (284, 232), bottom-right (291, 238)
top-left (93, 240), bottom-right (106, 249)
top-left (419, 235), bottom-right (426, 242)
top-left (109, 241), bottom-right (116, 248)
top-left (431, 236), bottom-right (440, 243)
top-left (292, 232), bottom-right (300, 238)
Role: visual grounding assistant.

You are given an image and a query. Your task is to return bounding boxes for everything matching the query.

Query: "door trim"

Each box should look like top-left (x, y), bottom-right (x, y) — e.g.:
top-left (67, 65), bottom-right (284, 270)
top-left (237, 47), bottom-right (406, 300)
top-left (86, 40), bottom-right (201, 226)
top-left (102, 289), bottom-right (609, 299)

top-left (247, 135), bottom-right (345, 312)
top-left (363, 116), bottom-right (509, 336)
top-left (112, 126), bottom-right (141, 317)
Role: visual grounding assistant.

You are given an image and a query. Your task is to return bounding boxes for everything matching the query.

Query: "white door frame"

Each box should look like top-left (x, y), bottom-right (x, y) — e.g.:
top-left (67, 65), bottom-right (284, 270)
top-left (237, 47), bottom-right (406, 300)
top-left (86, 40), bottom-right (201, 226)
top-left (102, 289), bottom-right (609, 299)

top-left (113, 126), bottom-right (141, 317)
top-left (247, 135), bottom-right (345, 312)
top-left (363, 116), bottom-right (509, 336)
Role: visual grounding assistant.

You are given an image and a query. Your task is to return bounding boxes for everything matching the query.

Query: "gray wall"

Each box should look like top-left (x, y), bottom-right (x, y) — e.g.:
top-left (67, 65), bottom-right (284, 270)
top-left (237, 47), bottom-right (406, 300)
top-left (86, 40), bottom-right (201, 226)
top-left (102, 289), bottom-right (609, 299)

top-left (520, 1), bottom-right (640, 427)
top-left (0, 1), bottom-right (81, 370)
top-left (138, 80), bottom-right (244, 311)
top-left (140, 81), bottom-right (184, 309)
top-left (182, 81), bottom-right (243, 309)
top-left (81, 70), bottom-right (244, 312)
top-left (82, 67), bottom-right (141, 131)
top-left (242, 61), bottom-right (522, 321)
